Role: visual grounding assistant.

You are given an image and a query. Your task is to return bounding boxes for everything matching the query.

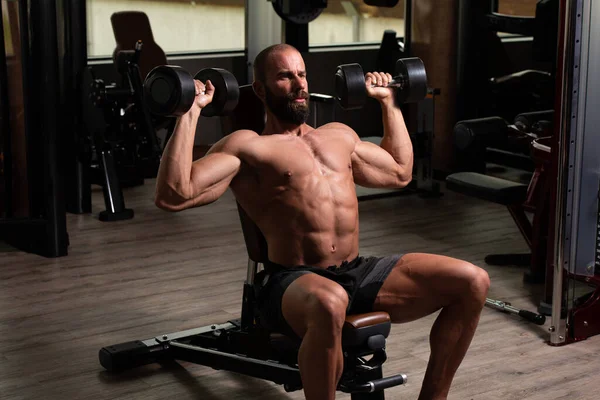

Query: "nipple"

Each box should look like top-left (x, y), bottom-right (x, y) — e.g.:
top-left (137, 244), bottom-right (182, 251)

top-left (285, 171), bottom-right (292, 178)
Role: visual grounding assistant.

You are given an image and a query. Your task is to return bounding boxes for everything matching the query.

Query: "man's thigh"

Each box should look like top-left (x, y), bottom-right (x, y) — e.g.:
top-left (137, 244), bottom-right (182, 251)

top-left (255, 268), bottom-right (349, 338)
top-left (372, 253), bottom-right (486, 323)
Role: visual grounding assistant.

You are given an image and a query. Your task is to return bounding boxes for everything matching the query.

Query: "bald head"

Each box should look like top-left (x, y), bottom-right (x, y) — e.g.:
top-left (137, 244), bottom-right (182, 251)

top-left (253, 44), bottom-right (301, 84)
top-left (251, 44), bottom-right (310, 126)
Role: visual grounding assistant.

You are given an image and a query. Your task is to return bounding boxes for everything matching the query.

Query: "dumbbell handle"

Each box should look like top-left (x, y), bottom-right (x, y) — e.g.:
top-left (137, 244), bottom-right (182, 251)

top-left (369, 76), bottom-right (407, 89)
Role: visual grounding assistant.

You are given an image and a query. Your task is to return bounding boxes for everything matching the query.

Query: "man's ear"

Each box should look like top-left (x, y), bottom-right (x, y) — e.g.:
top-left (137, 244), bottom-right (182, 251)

top-left (252, 80), bottom-right (265, 100)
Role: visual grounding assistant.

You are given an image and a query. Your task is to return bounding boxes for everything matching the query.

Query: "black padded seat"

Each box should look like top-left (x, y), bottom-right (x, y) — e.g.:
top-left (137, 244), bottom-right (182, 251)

top-left (446, 172), bottom-right (528, 206)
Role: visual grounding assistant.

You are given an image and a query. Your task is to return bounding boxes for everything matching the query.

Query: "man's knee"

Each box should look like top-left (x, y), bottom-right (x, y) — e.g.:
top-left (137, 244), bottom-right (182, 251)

top-left (305, 285), bottom-right (349, 333)
top-left (282, 276), bottom-right (349, 337)
top-left (460, 262), bottom-right (490, 302)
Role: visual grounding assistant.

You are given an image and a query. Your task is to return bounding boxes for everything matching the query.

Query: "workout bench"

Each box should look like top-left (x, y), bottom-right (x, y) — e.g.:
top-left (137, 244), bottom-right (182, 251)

top-left (99, 85), bottom-right (408, 398)
top-left (446, 113), bottom-right (554, 290)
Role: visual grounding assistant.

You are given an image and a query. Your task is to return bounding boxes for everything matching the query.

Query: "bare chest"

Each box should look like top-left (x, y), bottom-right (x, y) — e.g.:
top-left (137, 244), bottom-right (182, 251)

top-left (255, 136), bottom-right (352, 186)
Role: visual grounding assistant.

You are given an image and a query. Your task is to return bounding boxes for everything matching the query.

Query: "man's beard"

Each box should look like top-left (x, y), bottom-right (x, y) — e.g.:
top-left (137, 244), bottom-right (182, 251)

top-left (264, 86), bottom-right (310, 125)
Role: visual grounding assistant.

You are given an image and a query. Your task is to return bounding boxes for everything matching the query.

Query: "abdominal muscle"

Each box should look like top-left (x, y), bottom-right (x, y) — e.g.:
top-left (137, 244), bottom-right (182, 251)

top-left (230, 125), bottom-right (362, 268)
top-left (235, 166), bottom-right (360, 269)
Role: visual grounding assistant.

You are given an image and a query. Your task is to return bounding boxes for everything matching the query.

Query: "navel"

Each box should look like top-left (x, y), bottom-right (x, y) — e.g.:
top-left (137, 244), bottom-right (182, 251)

top-left (331, 244), bottom-right (337, 252)
top-left (285, 171), bottom-right (292, 178)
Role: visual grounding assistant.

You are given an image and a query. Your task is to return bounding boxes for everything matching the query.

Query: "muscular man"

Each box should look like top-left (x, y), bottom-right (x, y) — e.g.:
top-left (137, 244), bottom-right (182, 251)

top-left (155, 44), bottom-right (490, 400)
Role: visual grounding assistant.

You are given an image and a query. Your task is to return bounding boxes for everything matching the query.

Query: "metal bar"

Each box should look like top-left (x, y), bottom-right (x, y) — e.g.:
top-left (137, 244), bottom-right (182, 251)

top-left (572, 0), bottom-right (599, 276)
top-left (550, 0), bottom-right (585, 345)
top-left (247, 259), bottom-right (257, 284)
top-left (169, 340), bottom-right (302, 386)
top-left (403, 0), bottom-right (412, 55)
top-left (507, 205), bottom-right (533, 249)
top-left (284, 22), bottom-right (308, 53)
top-left (567, 0), bottom-right (587, 277)
top-left (154, 321), bottom-right (236, 344)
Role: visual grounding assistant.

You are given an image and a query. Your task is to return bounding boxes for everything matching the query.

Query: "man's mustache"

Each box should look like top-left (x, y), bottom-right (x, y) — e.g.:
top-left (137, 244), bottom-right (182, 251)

top-left (288, 91), bottom-right (309, 100)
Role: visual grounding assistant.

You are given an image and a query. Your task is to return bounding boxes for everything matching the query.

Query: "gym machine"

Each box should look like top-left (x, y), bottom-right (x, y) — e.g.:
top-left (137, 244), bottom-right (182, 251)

top-left (446, 107), bottom-right (556, 318)
top-left (446, 111), bottom-right (554, 316)
top-left (457, 0), bottom-right (559, 123)
top-left (86, 40), bottom-right (164, 221)
top-left (269, 1), bottom-right (403, 54)
top-left (452, 110), bottom-right (553, 174)
top-left (448, 0), bottom-right (600, 338)
top-left (548, 0), bottom-right (600, 345)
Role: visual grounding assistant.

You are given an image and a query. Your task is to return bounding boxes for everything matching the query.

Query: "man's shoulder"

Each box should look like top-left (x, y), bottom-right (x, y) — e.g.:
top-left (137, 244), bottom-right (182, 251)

top-left (319, 122), bottom-right (353, 131)
top-left (222, 129), bottom-right (261, 148)
top-left (228, 129), bottom-right (260, 142)
top-left (317, 122), bottom-right (360, 142)
top-left (211, 129), bottom-right (260, 156)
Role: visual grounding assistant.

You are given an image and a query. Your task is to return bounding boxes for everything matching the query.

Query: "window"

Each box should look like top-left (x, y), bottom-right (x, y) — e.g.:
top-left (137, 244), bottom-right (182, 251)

top-left (493, 0), bottom-right (540, 38)
top-left (309, 0), bottom-right (405, 46)
top-left (496, 0), bottom-right (538, 17)
top-left (86, 0), bottom-right (245, 58)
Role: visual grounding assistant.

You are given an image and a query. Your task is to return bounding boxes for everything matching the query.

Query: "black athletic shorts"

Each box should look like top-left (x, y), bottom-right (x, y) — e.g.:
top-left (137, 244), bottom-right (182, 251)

top-left (253, 254), bottom-right (403, 338)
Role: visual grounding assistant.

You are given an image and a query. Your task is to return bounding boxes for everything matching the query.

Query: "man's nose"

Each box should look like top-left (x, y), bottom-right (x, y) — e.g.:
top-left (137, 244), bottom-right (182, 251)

top-left (293, 75), bottom-right (306, 90)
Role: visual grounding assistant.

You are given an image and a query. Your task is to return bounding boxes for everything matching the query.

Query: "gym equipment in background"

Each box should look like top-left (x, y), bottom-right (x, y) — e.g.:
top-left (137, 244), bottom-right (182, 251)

top-left (547, 0), bottom-right (600, 345)
top-left (457, 0), bottom-right (559, 123)
top-left (447, 112), bottom-right (554, 286)
top-left (87, 41), bottom-right (163, 221)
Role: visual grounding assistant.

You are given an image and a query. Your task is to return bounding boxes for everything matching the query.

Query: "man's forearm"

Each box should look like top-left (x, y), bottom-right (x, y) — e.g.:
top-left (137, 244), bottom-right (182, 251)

top-left (156, 107), bottom-right (201, 198)
top-left (379, 100), bottom-right (414, 175)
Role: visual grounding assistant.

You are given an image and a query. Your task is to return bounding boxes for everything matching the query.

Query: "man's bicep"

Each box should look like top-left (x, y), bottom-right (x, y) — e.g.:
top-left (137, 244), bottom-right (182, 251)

top-left (186, 152), bottom-right (241, 205)
top-left (185, 130), bottom-right (255, 206)
top-left (351, 139), bottom-right (405, 188)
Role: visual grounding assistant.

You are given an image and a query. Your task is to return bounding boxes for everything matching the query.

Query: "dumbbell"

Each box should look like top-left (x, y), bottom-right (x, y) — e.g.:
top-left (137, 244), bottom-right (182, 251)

top-left (334, 57), bottom-right (428, 110)
top-left (143, 66), bottom-right (240, 117)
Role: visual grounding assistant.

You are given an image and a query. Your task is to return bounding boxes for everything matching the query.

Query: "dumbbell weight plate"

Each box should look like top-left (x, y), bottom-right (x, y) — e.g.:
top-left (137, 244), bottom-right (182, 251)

top-left (395, 58), bottom-right (428, 104)
top-left (194, 68), bottom-right (240, 117)
top-left (271, 0), bottom-right (325, 24)
top-left (335, 63), bottom-right (367, 110)
top-left (144, 65), bottom-right (196, 117)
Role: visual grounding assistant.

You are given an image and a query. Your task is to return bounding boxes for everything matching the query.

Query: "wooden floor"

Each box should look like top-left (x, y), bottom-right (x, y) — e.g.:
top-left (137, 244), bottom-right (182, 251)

top-left (1, 180), bottom-right (599, 400)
